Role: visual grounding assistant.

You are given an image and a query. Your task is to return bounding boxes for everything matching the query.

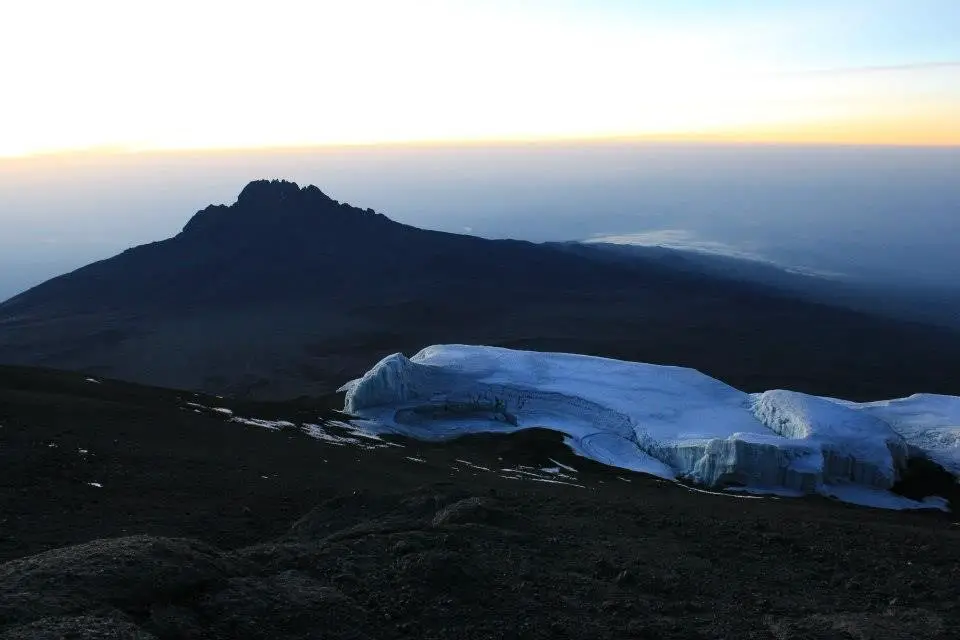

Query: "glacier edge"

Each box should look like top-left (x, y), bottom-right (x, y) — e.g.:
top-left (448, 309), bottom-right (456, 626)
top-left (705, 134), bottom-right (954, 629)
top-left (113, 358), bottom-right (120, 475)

top-left (341, 345), bottom-right (958, 510)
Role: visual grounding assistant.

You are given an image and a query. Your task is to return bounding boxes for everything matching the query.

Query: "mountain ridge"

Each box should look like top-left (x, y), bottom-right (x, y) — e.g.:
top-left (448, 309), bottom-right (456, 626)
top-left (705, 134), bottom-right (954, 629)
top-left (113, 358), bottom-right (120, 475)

top-left (2, 179), bottom-right (960, 401)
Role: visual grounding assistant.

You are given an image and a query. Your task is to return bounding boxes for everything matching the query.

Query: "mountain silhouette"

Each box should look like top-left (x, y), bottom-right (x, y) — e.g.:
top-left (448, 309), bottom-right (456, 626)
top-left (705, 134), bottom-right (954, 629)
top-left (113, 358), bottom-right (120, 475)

top-left (2, 179), bottom-right (960, 399)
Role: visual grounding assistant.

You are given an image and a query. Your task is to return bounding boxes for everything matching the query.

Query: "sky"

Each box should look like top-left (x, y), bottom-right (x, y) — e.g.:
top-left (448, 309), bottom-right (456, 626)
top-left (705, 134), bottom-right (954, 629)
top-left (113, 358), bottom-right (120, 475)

top-left (0, 2), bottom-right (958, 316)
top-left (2, 0), bottom-right (960, 156)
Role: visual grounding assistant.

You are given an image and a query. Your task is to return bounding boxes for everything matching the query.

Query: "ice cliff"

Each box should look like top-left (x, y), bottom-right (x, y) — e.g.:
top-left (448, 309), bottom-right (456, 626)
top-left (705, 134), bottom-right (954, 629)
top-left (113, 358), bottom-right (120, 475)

top-left (341, 345), bottom-right (960, 507)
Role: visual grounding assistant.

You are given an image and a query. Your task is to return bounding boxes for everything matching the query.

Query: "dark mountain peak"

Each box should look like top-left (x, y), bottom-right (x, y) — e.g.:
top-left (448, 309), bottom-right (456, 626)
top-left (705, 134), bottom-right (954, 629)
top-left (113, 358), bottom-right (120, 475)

top-left (236, 179), bottom-right (326, 206)
top-left (181, 179), bottom-right (386, 237)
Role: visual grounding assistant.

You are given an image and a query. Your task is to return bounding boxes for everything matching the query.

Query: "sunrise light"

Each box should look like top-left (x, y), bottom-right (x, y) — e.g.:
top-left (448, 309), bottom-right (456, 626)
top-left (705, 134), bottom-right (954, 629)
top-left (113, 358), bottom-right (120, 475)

top-left (3, 0), bottom-right (958, 157)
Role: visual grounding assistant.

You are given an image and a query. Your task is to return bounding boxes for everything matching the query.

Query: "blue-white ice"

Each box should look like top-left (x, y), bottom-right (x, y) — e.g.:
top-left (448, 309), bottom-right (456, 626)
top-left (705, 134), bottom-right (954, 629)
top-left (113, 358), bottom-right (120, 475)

top-left (341, 345), bottom-right (959, 510)
top-left (833, 394), bottom-right (960, 475)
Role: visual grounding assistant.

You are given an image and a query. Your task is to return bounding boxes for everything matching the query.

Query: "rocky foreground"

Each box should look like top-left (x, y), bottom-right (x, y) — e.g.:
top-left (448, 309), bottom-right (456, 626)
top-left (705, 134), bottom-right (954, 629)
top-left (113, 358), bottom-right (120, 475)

top-left (2, 366), bottom-right (958, 639)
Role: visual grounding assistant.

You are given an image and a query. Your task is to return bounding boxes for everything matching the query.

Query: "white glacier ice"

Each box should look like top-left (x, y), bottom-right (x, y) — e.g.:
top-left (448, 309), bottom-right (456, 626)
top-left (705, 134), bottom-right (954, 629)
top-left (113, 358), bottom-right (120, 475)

top-left (751, 390), bottom-right (909, 489)
top-left (836, 394), bottom-right (960, 475)
top-left (341, 345), bottom-right (959, 509)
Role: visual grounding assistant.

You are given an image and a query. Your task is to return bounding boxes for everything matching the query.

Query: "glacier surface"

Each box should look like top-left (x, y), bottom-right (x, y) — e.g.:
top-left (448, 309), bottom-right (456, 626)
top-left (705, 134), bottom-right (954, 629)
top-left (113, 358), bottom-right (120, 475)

top-left (834, 394), bottom-right (960, 475)
top-left (341, 345), bottom-right (959, 509)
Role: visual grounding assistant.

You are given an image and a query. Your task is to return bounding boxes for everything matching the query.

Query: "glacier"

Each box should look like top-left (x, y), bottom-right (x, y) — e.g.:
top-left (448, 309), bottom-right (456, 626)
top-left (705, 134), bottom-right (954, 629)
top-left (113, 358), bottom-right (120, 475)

top-left (341, 345), bottom-right (959, 509)
top-left (832, 394), bottom-right (960, 476)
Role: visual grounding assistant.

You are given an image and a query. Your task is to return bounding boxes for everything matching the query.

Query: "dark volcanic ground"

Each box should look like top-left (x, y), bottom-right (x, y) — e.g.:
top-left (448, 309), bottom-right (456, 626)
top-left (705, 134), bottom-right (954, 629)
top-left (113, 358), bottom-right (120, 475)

top-left (2, 366), bottom-right (959, 639)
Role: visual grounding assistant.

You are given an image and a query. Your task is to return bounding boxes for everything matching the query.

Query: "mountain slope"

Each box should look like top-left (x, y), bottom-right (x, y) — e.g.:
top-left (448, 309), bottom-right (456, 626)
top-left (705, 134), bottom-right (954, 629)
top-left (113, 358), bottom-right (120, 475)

top-left (555, 241), bottom-right (960, 331)
top-left (2, 179), bottom-right (960, 400)
top-left (1, 365), bottom-right (958, 639)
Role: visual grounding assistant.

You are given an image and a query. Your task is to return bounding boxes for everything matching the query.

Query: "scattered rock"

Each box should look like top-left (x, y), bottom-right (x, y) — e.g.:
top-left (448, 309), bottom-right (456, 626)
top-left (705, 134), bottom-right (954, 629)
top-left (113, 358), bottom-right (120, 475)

top-left (0, 615), bottom-right (155, 639)
top-left (765, 608), bottom-right (946, 640)
top-left (198, 570), bottom-right (370, 640)
top-left (431, 497), bottom-right (505, 527)
top-left (147, 605), bottom-right (203, 640)
top-left (614, 569), bottom-right (635, 586)
top-left (0, 536), bottom-right (237, 627)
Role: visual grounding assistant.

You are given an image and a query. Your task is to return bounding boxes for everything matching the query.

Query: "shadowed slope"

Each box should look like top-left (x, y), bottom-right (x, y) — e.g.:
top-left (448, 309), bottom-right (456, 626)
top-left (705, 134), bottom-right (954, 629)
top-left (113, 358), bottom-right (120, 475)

top-left (2, 179), bottom-right (960, 400)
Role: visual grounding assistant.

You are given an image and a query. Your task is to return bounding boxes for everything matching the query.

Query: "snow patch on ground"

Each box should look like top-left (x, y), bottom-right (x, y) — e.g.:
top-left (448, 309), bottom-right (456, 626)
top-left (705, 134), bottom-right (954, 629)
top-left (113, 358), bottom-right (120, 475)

top-left (228, 414), bottom-right (401, 451)
top-left (527, 477), bottom-right (586, 489)
top-left (548, 458), bottom-right (578, 474)
top-left (672, 482), bottom-right (766, 499)
top-left (821, 484), bottom-right (948, 511)
top-left (456, 459), bottom-right (491, 472)
top-left (184, 402), bottom-right (234, 418)
top-left (231, 417), bottom-right (295, 431)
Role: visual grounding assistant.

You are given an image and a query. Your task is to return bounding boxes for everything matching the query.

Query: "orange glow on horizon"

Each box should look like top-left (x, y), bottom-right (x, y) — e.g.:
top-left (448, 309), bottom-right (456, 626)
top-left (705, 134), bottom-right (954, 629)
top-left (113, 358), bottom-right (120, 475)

top-left (4, 109), bottom-right (960, 165)
top-left (3, 125), bottom-right (958, 164)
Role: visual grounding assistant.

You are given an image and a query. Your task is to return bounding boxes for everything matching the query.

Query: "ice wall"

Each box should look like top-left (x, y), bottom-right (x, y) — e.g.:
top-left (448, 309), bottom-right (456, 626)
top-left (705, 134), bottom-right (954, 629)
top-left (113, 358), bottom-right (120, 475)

top-left (340, 345), bottom-right (957, 503)
top-left (752, 390), bottom-right (909, 488)
top-left (845, 394), bottom-right (960, 475)
top-left (342, 353), bottom-right (441, 414)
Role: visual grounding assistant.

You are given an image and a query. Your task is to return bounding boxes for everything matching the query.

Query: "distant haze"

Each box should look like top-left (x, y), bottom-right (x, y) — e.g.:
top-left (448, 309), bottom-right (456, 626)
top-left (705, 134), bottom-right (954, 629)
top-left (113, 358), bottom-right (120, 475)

top-left (1, 142), bottom-right (958, 305)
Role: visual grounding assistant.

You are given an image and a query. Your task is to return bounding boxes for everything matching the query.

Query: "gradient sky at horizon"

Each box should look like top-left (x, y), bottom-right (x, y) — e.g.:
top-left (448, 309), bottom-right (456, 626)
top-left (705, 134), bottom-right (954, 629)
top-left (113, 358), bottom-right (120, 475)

top-left (3, 0), bottom-right (960, 156)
